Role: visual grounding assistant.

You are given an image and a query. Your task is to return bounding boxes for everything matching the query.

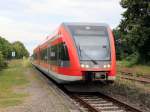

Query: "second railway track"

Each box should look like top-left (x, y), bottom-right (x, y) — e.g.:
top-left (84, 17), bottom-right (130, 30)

top-left (119, 71), bottom-right (150, 84)
top-left (120, 75), bottom-right (150, 84)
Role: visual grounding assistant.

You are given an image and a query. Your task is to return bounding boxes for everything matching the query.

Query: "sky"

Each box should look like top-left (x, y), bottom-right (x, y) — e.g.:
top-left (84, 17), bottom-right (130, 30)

top-left (0, 0), bottom-right (124, 54)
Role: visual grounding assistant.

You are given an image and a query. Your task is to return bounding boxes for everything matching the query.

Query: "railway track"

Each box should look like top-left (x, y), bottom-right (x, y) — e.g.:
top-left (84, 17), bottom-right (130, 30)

top-left (69, 92), bottom-right (142, 112)
top-left (35, 67), bottom-right (144, 112)
top-left (120, 75), bottom-right (150, 84)
top-left (119, 71), bottom-right (150, 84)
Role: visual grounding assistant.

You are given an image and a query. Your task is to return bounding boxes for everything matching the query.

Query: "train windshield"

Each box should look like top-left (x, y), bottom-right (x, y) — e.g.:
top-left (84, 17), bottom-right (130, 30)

top-left (68, 25), bottom-right (111, 61)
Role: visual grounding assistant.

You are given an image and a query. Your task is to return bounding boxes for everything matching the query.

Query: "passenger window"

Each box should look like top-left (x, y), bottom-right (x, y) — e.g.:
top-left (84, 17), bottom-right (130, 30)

top-left (50, 45), bottom-right (58, 65)
top-left (48, 42), bottom-right (70, 66)
top-left (58, 42), bottom-right (70, 67)
top-left (40, 48), bottom-right (48, 63)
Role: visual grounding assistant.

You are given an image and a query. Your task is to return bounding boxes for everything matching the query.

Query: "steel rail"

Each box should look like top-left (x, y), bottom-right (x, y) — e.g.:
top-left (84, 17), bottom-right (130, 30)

top-left (70, 92), bottom-right (143, 112)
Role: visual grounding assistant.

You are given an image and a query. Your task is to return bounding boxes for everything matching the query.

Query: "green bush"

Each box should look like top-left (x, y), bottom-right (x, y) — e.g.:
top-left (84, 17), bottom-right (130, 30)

top-left (125, 52), bottom-right (139, 67)
top-left (0, 52), bottom-right (7, 70)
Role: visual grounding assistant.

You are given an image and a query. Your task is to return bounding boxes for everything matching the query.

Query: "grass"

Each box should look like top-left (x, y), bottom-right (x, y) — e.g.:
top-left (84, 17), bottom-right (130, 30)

top-left (0, 59), bottom-right (30, 108)
top-left (117, 60), bottom-right (150, 77)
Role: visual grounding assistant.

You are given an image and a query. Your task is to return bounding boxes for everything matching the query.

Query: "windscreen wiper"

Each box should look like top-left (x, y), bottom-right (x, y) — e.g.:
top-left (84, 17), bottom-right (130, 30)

top-left (77, 44), bottom-right (98, 65)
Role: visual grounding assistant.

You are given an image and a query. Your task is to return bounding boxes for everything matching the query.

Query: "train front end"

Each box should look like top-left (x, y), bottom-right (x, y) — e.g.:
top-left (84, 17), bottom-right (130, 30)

top-left (65, 23), bottom-right (116, 83)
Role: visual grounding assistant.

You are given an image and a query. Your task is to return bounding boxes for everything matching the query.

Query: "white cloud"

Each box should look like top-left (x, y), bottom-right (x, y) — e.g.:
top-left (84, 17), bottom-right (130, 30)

top-left (0, 0), bottom-right (124, 54)
top-left (23, 0), bottom-right (123, 27)
top-left (0, 17), bottom-right (42, 41)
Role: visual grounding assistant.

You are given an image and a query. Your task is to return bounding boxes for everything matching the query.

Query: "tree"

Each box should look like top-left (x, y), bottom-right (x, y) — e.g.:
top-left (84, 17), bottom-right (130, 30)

top-left (119, 0), bottom-right (150, 63)
top-left (12, 41), bottom-right (29, 59)
top-left (0, 36), bottom-right (29, 70)
top-left (113, 28), bottom-right (123, 60)
top-left (0, 51), bottom-right (7, 70)
top-left (0, 36), bottom-right (12, 59)
top-left (0, 36), bottom-right (29, 59)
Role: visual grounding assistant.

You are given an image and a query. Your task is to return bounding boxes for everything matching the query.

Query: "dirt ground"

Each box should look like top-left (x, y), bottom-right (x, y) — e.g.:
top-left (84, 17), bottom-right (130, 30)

top-left (0, 67), bottom-right (79, 112)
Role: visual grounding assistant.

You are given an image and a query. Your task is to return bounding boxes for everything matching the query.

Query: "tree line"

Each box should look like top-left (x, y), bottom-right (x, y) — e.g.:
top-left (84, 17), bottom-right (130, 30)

top-left (0, 36), bottom-right (29, 70)
top-left (113, 0), bottom-right (150, 65)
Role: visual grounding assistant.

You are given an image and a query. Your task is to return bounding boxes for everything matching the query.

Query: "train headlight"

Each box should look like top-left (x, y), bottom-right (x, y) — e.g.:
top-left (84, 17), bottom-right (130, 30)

top-left (103, 65), bottom-right (107, 68)
top-left (103, 64), bottom-right (111, 68)
top-left (81, 64), bottom-right (89, 68)
top-left (107, 64), bottom-right (111, 68)
top-left (81, 64), bottom-right (85, 68)
top-left (85, 64), bottom-right (89, 68)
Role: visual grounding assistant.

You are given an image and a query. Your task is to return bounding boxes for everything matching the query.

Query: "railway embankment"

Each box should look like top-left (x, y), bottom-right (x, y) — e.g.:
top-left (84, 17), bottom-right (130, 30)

top-left (99, 77), bottom-right (150, 112)
top-left (65, 76), bottom-right (150, 112)
top-left (100, 61), bottom-right (150, 112)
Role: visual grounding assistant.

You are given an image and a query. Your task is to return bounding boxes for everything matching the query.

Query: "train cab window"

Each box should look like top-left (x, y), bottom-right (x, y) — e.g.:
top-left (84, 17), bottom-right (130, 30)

top-left (67, 25), bottom-right (111, 61)
top-left (58, 42), bottom-right (70, 67)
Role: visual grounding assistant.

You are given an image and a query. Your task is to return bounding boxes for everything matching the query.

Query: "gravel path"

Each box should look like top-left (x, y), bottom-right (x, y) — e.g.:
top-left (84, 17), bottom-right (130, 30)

top-left (0, 67), bottom-right (79, 112)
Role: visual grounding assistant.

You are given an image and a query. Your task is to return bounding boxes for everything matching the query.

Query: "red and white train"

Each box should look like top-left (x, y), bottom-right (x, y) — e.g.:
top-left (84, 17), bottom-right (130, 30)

top-left (32, 22), bottom-right (116, 84)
